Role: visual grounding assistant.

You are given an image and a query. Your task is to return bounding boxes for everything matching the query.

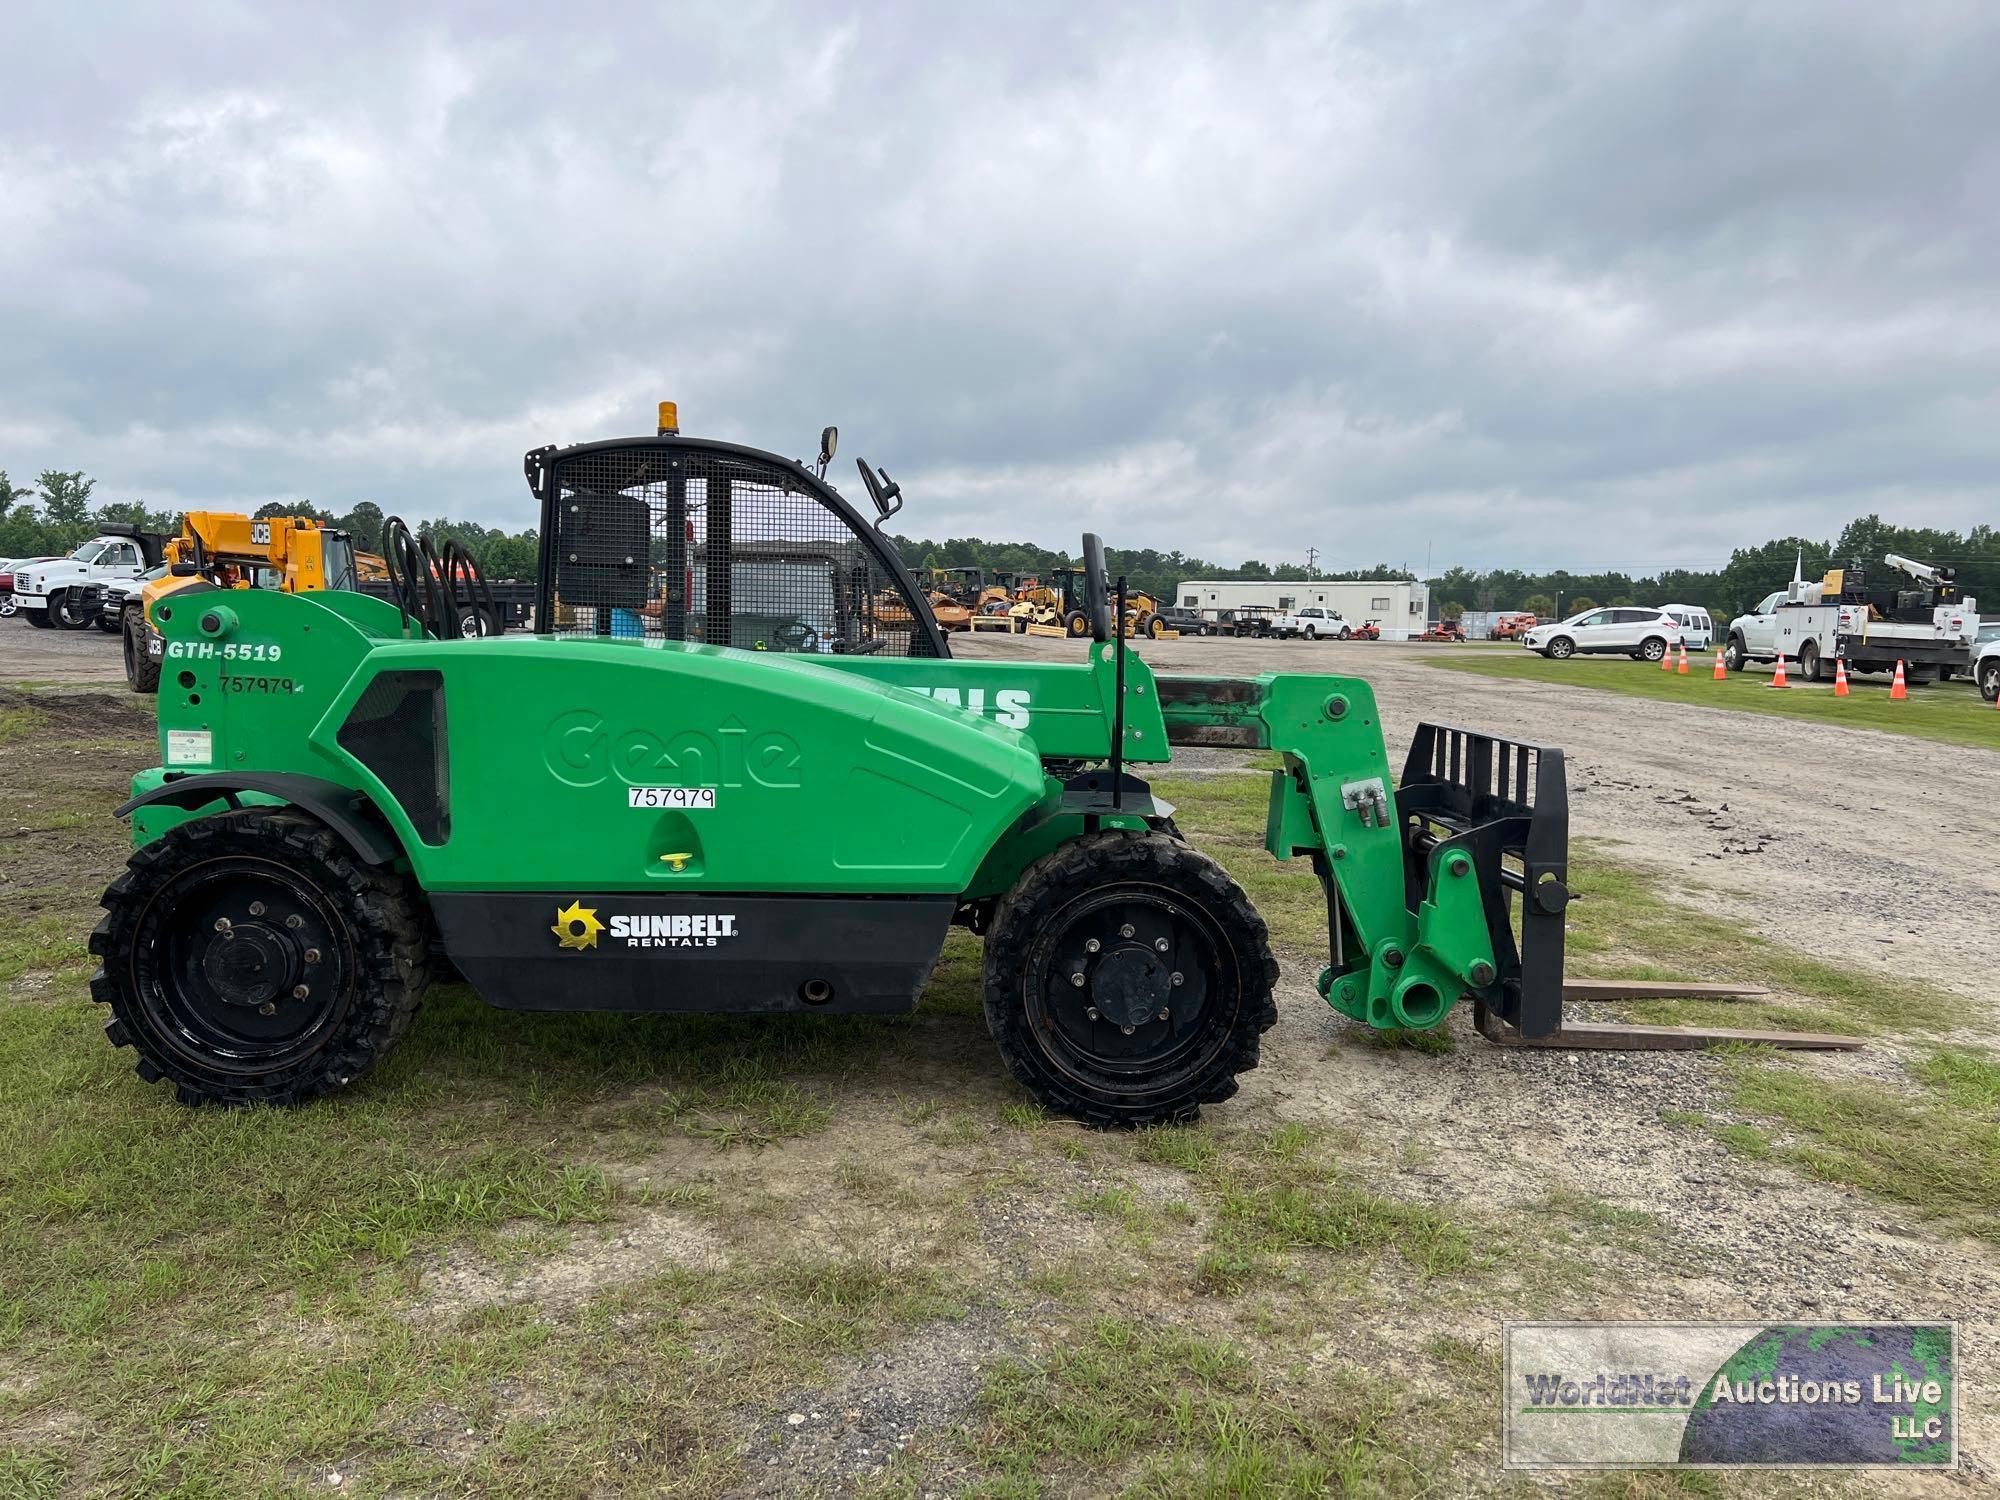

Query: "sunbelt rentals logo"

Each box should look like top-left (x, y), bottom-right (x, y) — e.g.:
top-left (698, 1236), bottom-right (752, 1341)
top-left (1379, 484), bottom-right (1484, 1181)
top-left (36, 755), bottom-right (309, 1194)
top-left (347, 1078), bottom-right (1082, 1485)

top-left (551, 901), bottom-right (740, 951)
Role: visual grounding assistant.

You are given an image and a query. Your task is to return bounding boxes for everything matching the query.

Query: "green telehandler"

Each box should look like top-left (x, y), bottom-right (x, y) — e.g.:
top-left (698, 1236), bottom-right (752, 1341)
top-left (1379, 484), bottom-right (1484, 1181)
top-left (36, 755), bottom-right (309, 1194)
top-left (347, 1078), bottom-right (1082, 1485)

top-left (91, 410), bottom-right (1588, 1125)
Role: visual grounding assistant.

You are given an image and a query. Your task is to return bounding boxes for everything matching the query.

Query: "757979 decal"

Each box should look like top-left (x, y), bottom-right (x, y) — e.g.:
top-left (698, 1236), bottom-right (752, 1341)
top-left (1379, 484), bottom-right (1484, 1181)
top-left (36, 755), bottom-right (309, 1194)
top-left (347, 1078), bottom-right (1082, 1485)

top-left (627, 786), bottom-right (718, 809)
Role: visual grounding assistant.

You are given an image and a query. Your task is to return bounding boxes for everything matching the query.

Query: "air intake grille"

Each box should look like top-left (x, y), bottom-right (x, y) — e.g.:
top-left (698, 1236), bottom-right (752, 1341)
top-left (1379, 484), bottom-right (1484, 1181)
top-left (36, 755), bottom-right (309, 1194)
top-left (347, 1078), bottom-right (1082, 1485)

top-left (337, 670), bottom-right (449, 845)
top-left (544, 444), bottom-right (938, 657)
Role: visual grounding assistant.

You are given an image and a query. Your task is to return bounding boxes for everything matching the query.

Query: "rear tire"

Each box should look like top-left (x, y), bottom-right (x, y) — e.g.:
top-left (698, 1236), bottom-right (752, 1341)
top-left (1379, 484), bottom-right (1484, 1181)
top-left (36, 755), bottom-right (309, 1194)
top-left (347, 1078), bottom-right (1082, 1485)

top-left (1303, 625), bottom-right (1317, 640)
top-left (89, 810), bottom-right (428, 1107)
top-left (123, 610), bottom-right (160, 693)
top-left (1799, 642), bottom-right (1822, 682)
top-left (982, 828), bottom-right (1278, 1127)
top-left (1640, 636), bottom-right (1668, 661)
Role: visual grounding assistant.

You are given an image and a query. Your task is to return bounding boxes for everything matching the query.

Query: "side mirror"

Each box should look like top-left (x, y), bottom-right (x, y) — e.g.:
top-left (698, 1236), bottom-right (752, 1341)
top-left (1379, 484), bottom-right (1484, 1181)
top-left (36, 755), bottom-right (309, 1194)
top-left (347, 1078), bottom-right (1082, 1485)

top-left (854, 458), bottom-right (903, 525)
top-left (171, 562), bottom-right (199, 577)
top-left (817, 426), bottom-right (838, 474)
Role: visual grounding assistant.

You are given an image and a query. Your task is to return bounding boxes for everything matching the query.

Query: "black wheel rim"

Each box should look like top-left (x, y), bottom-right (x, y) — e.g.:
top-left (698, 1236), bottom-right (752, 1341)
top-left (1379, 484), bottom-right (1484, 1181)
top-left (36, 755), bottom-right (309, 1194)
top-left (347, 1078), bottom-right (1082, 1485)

top-left (1023, 884), bottom-right (1235, 1093)
top-left (130, 855), bottom-right (353, 1075)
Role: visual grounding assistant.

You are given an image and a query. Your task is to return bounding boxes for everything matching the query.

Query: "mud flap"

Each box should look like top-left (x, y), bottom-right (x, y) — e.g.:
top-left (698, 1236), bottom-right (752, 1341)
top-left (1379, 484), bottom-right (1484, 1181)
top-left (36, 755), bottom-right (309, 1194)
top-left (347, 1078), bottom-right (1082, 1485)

top-left (1396, 724), bottom-right (1570, 1039)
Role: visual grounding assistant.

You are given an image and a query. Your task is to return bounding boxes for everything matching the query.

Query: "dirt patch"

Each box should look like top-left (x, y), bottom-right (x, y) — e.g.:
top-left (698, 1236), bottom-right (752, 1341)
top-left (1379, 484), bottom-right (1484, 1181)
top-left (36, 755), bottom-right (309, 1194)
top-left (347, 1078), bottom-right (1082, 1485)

top-left (407, 1209), bottom-right (727, 1318)
top-left (0, 688), bottom-right (156, 922)
top-left (729, 1313), bottom-right (1007, 1497)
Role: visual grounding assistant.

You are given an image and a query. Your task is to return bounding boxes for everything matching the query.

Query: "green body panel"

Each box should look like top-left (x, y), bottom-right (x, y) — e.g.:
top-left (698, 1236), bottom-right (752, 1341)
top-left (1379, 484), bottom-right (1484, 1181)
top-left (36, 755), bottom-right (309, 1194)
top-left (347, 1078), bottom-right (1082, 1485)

top-left (132, 591), bottom-right (1509, 1032)
top-left (814, 642), bottom-right (1170, 762)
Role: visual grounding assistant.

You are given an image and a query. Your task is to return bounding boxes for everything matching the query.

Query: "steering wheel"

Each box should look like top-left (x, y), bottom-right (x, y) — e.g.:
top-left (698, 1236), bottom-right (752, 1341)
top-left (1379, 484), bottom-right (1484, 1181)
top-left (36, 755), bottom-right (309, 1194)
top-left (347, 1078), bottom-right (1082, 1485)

top-left (773, 620), bottom-right (816, 652)
top-left (1080, 532), bottom-right (1111, 643)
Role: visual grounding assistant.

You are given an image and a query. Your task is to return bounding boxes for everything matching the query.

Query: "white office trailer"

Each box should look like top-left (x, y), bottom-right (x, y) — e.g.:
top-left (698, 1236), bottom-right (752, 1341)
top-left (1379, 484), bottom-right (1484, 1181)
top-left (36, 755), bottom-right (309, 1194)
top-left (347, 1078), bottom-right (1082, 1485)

top-left (1173, 579), bottom-right (1431, 640)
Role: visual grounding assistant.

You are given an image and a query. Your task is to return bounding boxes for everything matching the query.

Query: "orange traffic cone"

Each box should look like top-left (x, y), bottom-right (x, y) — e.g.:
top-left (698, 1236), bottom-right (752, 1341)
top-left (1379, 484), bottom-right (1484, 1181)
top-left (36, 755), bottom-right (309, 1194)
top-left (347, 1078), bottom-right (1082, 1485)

top-left (1833, 657), bottom-right (1850, 697)
top-left (1677, 642), bottom-right (1690, 674)
top-left (1770, 654), bottom-right (1789, 688)
top-left (1660, 640), bottom-right (1673, 671)
top-left (1713, 648), bottom-right (1726, 679)
top-left (1890, 660), bottom-right (1907, 700)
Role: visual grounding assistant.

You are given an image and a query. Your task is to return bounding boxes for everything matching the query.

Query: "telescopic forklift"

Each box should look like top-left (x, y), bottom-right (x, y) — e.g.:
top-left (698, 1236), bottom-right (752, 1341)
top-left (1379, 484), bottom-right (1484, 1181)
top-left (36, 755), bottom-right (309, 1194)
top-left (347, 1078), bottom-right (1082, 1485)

top-left (89, 405), bottom-right (1843, 1125)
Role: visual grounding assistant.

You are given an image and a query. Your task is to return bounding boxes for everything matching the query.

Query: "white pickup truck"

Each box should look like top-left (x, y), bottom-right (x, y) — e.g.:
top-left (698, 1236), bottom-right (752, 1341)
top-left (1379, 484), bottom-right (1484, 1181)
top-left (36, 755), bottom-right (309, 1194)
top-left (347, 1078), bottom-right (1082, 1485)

top-left (11, 529), bottom-right (166, 629)
top-left (1269, 605), bottom-right (1352, 640)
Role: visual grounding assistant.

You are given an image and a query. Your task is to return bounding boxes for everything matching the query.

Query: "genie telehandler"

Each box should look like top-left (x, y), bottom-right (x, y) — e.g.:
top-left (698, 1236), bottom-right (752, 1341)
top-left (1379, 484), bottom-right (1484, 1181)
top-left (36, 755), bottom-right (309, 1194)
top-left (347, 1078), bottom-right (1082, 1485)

top-left (90, 406), bottom-right (1846, 1125)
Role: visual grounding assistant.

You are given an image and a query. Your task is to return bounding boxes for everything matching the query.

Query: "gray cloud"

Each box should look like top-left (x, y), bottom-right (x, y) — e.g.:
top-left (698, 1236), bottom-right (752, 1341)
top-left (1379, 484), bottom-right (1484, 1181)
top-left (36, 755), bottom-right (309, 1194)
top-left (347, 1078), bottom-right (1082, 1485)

top-left (2, 1), bottom-right (1994, 572)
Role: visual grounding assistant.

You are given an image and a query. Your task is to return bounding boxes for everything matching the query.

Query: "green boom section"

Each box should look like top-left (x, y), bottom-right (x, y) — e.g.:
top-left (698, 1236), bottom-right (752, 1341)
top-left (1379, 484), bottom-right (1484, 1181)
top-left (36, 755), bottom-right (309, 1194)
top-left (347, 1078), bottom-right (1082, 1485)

top-left (131, 588), bottom-right (1516, 1033)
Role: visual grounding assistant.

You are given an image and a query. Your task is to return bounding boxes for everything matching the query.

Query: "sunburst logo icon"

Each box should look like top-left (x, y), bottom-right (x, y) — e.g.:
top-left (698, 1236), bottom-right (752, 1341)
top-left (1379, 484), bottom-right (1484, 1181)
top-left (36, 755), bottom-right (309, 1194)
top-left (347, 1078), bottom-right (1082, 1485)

top-left (551, 901), bottom-right (605, 951)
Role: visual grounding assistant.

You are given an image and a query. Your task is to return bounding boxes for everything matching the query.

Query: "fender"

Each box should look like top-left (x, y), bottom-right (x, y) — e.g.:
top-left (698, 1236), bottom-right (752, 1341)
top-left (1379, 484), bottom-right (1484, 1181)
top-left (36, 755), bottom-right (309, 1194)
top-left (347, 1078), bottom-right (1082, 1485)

top-left (115, 772), bottom-right (402, 866)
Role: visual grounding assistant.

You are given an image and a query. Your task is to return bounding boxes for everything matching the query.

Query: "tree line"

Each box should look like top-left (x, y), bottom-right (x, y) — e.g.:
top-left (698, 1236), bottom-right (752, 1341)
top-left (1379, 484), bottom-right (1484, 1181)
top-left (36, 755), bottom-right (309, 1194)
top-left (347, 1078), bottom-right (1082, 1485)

top-left (1426, 516), bottom-right (1999, 625)
top-left (4, 467), bottom-right (1990, 625)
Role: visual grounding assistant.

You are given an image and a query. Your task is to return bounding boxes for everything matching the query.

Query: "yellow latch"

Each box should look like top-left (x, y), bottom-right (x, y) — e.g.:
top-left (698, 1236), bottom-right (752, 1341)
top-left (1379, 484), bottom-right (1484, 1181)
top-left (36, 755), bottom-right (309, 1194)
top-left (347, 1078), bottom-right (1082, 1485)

top-left (659, 852), bottom-right (694, 872)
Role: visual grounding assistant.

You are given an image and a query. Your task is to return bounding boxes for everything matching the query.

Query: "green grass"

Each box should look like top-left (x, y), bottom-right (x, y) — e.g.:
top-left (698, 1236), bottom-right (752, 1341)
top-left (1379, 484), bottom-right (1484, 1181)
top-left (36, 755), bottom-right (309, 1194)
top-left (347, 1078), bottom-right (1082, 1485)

top-left (1721, 1049), bottom-right (2000, 1240)
top-left (971, 1316), bottom-right (1472, 1497)
top-left (0, 704), bottom-right (50, 747)
top-left (1430, 651), bottom-right (2000, 751)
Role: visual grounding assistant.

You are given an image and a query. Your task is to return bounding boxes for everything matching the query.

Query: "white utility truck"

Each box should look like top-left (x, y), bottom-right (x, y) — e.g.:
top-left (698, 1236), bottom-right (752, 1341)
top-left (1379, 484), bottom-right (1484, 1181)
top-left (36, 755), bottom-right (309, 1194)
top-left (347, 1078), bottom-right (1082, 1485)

top-left (1723, 554), bottom-right (1979, 685)
top-left (1269, 605), bottom-right (1352, 640)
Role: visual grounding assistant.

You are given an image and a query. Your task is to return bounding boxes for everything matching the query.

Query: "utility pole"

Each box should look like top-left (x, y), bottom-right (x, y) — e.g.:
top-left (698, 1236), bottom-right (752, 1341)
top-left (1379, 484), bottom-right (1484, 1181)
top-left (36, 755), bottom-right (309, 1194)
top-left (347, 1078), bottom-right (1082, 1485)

top-left (1305, 546), bottom-right (1320, 578)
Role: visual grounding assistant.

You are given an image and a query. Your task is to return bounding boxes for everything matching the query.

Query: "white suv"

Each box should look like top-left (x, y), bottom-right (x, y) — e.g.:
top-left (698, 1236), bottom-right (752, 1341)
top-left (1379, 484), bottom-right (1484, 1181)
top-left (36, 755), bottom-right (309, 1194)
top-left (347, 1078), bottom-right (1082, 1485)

top-left (1522, 607), bottom-right (1683, 662)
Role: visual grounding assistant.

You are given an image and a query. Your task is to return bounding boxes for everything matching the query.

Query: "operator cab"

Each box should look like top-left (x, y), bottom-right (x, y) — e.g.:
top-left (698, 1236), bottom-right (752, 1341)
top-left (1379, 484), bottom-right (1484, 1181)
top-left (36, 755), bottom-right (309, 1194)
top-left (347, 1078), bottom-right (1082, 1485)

top-left (520, 403), bottom-right (947, 658)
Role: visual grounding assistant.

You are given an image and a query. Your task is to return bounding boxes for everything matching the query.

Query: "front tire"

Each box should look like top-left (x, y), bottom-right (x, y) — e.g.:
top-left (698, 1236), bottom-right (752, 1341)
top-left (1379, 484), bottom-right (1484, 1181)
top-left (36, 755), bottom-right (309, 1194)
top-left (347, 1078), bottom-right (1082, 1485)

top-left (982, 829), bottom-right (1278, 1127)
top-left (1979, 660), bottom-right (2000, 703)
top-left (1339, 626), bottom-right (1352, 640)
top-left (51, 589), bottom-right (96, 630)
top-left (1724, 634), bottom-right (1747, 672)
top-left (123, 610), bottom-right (160, 693)
top-left (89, 810), bottom-right (428, 1106)
top-left (1548, 636), bottom-right (1575, 659)
top-left (1065, 610), bottom-right (1090, 637)
top-left (24, 606), bottom-right (51, 628)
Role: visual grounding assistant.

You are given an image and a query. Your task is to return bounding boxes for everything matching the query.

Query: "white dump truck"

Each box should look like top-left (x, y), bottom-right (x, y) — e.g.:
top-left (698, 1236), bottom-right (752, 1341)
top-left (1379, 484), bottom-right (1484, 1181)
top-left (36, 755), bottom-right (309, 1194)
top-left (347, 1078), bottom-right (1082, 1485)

top-left (1723, 554), bottom-right (1979, 685)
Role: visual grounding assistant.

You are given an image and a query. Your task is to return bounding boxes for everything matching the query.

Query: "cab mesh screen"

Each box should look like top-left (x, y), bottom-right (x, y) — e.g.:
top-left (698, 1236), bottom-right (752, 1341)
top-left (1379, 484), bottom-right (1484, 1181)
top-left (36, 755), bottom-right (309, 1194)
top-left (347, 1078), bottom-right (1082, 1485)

top-left (546, 446), bottom-right (936, 658)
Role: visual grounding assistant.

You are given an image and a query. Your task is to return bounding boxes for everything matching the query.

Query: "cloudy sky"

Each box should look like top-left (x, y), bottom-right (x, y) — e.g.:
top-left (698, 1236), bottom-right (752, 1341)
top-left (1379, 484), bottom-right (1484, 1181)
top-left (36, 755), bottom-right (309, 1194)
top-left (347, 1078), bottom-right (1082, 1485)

top-left (3, 1), bottom-right (1995, 573)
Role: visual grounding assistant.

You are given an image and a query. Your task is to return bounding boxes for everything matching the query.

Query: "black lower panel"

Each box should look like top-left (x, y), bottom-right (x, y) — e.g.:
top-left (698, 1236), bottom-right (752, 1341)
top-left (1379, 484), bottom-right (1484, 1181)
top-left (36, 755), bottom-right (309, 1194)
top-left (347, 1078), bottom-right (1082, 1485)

top-left (430, 893), bottom-right (956, 1014)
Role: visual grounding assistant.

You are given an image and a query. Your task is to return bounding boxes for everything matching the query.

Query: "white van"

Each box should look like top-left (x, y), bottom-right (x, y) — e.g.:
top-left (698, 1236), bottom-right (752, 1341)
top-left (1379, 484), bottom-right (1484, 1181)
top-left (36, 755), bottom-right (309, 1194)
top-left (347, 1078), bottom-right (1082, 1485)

top-left (1659, 604), bottom-right (1713, 650)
